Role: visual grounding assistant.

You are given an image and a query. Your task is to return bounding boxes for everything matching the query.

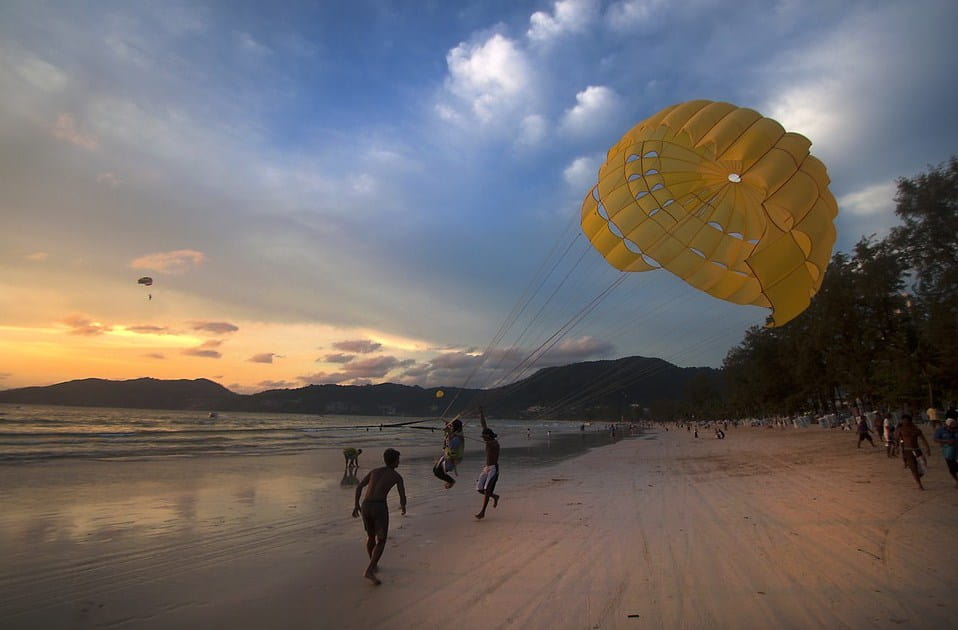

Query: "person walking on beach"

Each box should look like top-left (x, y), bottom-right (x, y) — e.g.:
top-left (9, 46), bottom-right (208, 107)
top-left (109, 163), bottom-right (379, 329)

top-left (352, 448), bottom-right (406, 585)
top-left (897, 414), bottom-right (931, 490)
top-left (475, 406), bottom-right (500, 519)
top-left (857, 417), bottom-right (876, 448)
top-left (932, 414), bottom-right (958, 488)
top-left (433, 418), bottom-right (464, 488)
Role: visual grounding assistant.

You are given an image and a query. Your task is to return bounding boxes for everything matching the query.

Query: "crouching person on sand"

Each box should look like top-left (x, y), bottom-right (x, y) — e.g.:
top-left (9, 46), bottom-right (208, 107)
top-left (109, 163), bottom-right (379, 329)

top-left (352, 448), bottom-right (406, 584)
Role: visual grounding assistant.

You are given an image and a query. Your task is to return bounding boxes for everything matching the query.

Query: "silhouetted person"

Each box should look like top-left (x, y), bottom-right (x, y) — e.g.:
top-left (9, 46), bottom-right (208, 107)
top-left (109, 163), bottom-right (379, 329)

top-left (352, 448), bottom-right (406, 584)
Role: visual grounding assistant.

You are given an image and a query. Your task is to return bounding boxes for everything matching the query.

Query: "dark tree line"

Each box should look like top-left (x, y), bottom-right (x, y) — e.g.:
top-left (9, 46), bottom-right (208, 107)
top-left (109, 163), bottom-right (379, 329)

top-left (716, 157), bottom-right (958, 418)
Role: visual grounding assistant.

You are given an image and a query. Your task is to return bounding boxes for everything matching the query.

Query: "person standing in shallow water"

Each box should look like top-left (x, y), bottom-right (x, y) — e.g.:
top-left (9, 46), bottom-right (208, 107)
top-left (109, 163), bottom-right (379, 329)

top-left (352, 448), bottom-right (406, 585)
top-left (475, 406), bottom-right (500, 520)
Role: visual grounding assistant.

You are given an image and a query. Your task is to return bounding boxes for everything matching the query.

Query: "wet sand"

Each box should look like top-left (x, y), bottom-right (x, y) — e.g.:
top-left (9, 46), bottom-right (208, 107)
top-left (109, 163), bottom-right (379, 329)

top-left (2, 426), bottom-right (955, 629)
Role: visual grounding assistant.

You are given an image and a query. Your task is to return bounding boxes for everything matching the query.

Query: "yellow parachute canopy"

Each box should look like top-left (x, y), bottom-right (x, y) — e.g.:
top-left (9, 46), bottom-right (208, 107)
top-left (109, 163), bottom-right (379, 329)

top-left (580, 100), bottom-right (838, 327)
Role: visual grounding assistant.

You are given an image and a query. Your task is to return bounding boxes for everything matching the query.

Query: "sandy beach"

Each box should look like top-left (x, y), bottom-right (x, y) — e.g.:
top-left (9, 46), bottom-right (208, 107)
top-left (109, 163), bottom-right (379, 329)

top-left (2, 425), bottom-right (956, 629)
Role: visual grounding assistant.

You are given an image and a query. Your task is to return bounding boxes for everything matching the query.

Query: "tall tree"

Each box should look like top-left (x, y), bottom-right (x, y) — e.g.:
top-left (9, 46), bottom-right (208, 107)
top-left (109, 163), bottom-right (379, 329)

top-left (889, 157), bottom-right (958, 405)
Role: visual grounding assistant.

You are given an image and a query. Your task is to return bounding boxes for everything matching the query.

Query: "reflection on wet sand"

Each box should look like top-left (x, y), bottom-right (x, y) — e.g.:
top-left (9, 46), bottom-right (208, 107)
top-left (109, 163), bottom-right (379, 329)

top-left (0, 427), bottom-right (635, 625)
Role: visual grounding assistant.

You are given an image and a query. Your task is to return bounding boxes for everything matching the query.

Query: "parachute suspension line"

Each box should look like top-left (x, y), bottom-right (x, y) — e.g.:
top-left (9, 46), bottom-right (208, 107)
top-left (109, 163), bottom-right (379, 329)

top-left (526, 288), bottom-right (701, 419)
top-left (498, 273), bottom-right (627, 388)
top-left (474, 241), bottom-right (594, 391)
top-left (540, 309), bottom-right (756, 420)
top-left (532, 315), bottom-right (759, 420)
top-left (478, 273), bottom-right (629, 410)
top-left (436, 215), bottom-right (584, 420)
top-left (505, 263), bottom-right (757, 421)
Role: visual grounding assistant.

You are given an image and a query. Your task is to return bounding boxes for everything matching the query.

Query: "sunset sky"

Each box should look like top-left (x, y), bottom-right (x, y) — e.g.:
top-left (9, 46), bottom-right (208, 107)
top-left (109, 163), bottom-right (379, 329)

top-left (2, 0), bottom-right (956, 393)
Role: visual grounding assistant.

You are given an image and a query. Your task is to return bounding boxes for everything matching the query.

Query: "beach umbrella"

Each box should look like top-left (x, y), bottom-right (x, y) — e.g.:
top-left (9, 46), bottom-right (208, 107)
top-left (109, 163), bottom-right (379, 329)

top-left (580, 99), bottom-right (838, 326)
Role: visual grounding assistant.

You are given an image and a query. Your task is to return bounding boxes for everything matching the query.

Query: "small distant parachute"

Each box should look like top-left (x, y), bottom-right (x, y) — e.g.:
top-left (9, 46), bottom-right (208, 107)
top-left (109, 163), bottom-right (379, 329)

top-left (581, 100), bottom-right (838, 327)
top-left (435, 390), bottom-right (444, 399)
top-left (137, 276), bottom-right (153, 300)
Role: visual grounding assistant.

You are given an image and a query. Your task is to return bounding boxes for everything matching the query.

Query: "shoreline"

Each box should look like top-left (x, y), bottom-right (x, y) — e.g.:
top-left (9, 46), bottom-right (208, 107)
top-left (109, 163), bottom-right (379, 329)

top-left (2, 426), bottom-right (956, 629)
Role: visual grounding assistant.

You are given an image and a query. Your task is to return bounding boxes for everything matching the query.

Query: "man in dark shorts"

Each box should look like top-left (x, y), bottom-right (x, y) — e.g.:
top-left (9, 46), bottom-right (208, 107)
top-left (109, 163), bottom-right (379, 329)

top-left (897, 414), bottom-right (931, 490)
top-left (475, 406), bottom-right (500, 519)
top-left (352, 448), bottom-right (406, 584)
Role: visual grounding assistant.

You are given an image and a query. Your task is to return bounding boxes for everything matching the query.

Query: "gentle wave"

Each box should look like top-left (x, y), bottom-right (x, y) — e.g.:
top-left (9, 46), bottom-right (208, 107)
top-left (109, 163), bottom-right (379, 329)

top-left (0, 403), bottom-right (601, 463)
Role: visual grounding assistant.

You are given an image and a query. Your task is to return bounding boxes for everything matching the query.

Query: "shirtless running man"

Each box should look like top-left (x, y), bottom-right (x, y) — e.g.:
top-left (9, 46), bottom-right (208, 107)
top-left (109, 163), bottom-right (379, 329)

top-left (352, 448), bottom-right (406, 584)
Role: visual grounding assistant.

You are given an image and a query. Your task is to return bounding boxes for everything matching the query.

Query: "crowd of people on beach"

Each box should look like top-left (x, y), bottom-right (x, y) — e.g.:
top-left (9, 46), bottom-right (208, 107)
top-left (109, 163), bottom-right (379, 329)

top-left (856, 406), bottom-right (958, 491)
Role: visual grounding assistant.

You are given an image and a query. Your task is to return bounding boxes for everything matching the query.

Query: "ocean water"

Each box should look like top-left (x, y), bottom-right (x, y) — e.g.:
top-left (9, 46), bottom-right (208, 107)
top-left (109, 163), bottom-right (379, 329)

top-left (0, 404), bottom-right (627, 463)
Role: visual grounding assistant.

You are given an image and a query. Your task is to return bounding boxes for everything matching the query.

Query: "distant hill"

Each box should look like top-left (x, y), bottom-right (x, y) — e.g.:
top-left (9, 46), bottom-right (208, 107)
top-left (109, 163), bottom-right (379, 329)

top-left (0, 356), bottom-right (720, 419)
top-left (0, 377), bottom-right (239, 410)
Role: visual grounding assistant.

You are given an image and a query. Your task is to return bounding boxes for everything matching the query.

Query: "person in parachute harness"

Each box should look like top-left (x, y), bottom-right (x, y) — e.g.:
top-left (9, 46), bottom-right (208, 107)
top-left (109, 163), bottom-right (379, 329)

top-left (433, 417), bottom-right (464, 488)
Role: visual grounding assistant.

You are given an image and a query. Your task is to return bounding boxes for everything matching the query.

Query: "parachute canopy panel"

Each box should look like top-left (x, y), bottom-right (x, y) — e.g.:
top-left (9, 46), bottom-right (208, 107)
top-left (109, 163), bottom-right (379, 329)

top-left (580, 99), bottom-right (838, 327)
top-left (137, 276), bottom-right (153, 287)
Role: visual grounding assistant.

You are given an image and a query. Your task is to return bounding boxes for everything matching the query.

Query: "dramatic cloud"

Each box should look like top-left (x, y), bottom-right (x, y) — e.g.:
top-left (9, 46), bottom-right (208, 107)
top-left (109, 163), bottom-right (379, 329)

top-left (563, 155), bottom-right (601, 189)
top-left (62, 315), bottom-right (111, 336)
top-left (604, 0), bottom-right (669, 32)
top-left (560, 85), bottom-right (621, 136)
top-left (191, 321), bottom-right (239, 335)
top-left (332, 339), bottom-right (382, 354)
top-left (442, 34), bottom-right (531, 125)
top-left (839, 181), bottom-right (897, 217)
top-left (540, 336), bottom-right (614, 364)
top-left (130, 250), bottom-right (206, 274)
top-left (1, 1), bottom-right (953, 393)
top-left (397, 339), bottom-right (612, 388)
top-left (128, 325), bottom-right (174, 334)
top-left (300, 355), bottom-right (410, 385)
top-left (323, 353), bottom-right (355, 364)
top-left (183, 340), bottom-right (222, 359)
top-left (528, 0), bottom-right (596, 43)
top-left (428, 351), bottom-right (482, 370)
top-left (51, 113), bottom-right (99, 149)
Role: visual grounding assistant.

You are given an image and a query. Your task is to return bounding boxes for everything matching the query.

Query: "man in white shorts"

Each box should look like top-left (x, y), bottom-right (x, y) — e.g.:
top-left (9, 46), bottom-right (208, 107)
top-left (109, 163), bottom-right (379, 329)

top-left (475, 406), bottom-right (500, 519)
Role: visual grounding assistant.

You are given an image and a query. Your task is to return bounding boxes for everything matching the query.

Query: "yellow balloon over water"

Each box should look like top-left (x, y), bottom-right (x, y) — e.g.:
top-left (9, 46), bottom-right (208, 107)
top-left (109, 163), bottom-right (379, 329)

top-left (581, 100), bottom-right (838, 326)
